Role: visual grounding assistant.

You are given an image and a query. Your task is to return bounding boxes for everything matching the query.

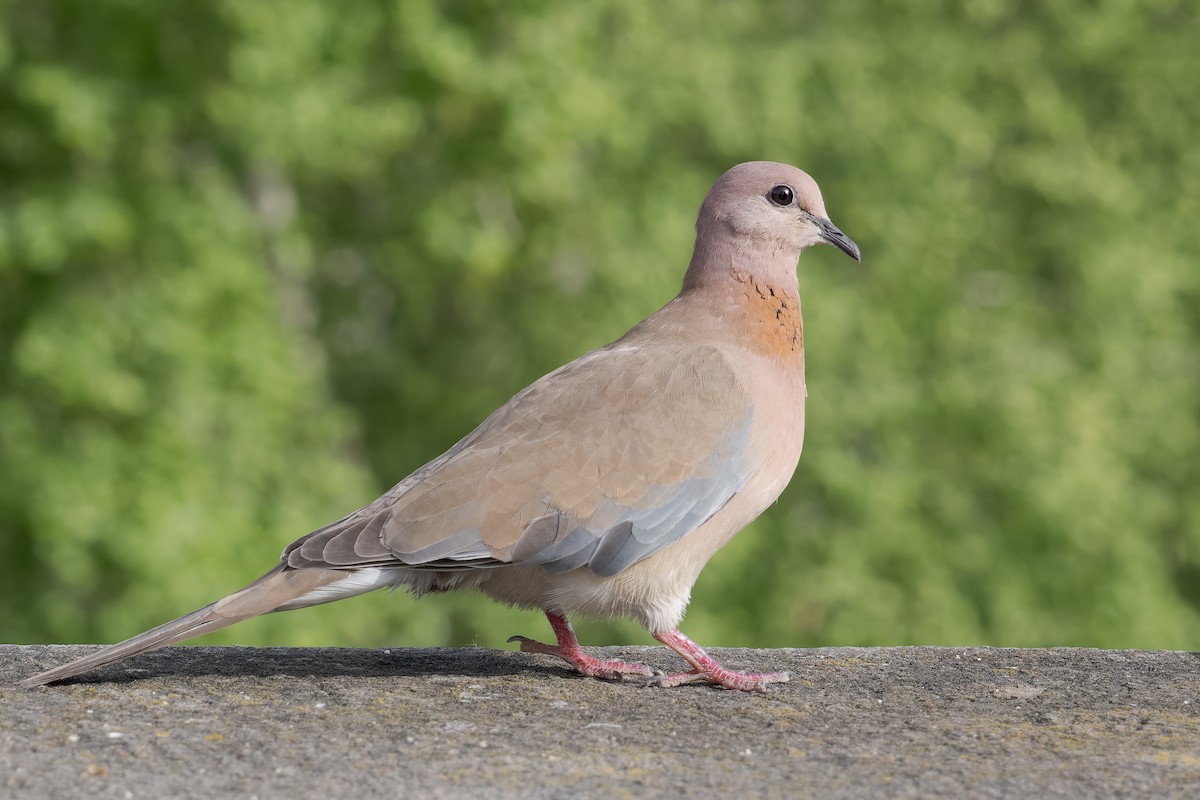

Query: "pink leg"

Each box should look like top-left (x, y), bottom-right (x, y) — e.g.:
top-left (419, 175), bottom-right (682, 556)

top-left (651, 628), bottom-right (790, 692)
top-left (508, 612), bottom-right (656, 680)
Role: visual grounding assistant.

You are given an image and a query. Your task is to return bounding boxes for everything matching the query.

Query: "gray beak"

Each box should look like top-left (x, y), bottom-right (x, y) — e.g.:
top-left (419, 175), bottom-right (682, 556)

top-left (808, 214), bottom-right (861, 261)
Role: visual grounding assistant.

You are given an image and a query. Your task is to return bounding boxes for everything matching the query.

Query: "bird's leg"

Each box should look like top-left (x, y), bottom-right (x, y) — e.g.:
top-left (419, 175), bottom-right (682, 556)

top-left (508, 612), bottom-right (657, 680)
top-left (650, 628), bottom-right (790, 692)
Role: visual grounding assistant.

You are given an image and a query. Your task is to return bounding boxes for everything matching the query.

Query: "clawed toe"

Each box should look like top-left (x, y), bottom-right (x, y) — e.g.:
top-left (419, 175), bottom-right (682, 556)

top-left (650, 628), bottom-right (791, 692)
top-left (507, 619), bottom-right (656, 680)
top-left (513, 616), bottom-right (789, 692)
top-left (506, 634), bottom-right (551, 654)
top-left (648, 668), bottom-right (791, 692)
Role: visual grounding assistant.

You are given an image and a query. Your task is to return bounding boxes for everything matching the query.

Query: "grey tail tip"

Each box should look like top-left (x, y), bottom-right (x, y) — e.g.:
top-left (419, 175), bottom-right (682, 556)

top-left (19, 565), bottom-right (359, 687)
top-left (18, 599), bottom-right (241, 688)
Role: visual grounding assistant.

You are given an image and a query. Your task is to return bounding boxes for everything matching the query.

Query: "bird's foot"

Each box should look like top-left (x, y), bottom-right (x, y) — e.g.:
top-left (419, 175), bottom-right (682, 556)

top-left (507, 635), bottom-right (656, 680)
top-left (650, 627), bottom-right (790, 693)
top-left (648, 666), bottom-right (791, 692)
top-left (508, 611), bottom-right (656, 681)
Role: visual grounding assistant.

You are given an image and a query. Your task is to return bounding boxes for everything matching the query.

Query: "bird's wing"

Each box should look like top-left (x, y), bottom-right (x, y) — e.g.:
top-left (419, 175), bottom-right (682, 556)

top-left (283, 343), bottom-right (752, 578)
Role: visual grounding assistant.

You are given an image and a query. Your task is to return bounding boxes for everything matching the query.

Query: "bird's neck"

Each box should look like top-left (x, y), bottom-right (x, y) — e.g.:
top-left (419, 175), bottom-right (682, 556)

top-left (723, 269), bottom-right (804, 363)
top-left (679, 244), bottom-right (805, 365)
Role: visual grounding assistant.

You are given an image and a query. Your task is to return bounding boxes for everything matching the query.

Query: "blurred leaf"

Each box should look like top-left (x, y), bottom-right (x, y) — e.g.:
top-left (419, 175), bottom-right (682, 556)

top-left (1, 0), bottom-right (1198, 653)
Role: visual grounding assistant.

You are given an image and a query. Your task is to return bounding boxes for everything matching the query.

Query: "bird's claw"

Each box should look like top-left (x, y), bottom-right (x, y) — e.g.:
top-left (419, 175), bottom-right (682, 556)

top-left (646, 668), bottom-right (792, 692)
top-left (507, 632), bottom-right (656, 679)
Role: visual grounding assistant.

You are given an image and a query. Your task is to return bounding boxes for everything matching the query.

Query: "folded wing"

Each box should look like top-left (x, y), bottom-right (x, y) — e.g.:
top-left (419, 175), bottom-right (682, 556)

top-left (283, 344), bottom-right (751, 578)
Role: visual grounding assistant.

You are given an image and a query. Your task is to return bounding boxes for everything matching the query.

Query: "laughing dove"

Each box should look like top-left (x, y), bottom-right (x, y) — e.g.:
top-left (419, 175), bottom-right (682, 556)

top-left (23, 161), bottom-right (860, 692)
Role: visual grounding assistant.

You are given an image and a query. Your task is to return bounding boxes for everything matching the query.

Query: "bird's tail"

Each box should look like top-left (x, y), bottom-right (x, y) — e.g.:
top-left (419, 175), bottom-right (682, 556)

top-left (20, 565), bottom-right (359, 688)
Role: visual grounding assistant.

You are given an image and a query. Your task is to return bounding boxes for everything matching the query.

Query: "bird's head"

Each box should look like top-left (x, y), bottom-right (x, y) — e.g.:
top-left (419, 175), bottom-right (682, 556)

top-left (694, 161), bottom-right (861, 265)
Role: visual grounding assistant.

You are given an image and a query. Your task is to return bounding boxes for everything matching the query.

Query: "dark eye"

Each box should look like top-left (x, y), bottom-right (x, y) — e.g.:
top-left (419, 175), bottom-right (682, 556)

top-left (767, 184), bottom-right (795, 207)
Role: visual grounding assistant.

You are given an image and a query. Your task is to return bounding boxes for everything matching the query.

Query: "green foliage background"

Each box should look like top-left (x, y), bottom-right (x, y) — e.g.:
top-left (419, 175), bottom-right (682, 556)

top-left (2, 0), bottom-right (1198, 652)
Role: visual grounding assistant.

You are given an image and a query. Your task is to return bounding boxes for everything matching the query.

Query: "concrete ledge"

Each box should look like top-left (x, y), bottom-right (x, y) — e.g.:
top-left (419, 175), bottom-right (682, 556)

top-left (4, 644), bottom-right (1199, 798)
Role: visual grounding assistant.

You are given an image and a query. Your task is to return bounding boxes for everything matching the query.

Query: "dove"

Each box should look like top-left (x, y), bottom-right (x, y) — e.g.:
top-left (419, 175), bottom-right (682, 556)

top-left (22, 161), bottom-right (860, 692)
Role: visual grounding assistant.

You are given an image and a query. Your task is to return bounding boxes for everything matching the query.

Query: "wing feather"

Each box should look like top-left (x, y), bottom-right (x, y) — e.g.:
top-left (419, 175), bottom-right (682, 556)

top-left (280, 343), bottom-right (751, 577)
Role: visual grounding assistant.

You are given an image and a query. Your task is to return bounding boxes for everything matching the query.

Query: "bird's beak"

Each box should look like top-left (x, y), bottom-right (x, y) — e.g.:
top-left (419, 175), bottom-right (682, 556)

top-left (807, 214), bottom-right (861, 261)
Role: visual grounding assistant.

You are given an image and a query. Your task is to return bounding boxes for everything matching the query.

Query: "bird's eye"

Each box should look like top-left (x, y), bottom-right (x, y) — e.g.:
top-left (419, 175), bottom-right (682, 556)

top-left (767, 185), bottom-right (795, 207)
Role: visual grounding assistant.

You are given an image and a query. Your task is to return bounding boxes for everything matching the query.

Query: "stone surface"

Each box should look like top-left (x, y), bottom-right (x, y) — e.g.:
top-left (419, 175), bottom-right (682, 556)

top-left (3, 644), bottom-right (1199, 799)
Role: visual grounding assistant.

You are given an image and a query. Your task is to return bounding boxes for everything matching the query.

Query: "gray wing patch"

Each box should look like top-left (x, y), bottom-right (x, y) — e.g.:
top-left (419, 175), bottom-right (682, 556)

top-left (518, 523), bottom-right (600, 573)
top-left (515, 420), bottom-right (751, 577)
top-left (291, 513), bottom-right (394, 567)
top-left (385, 526), bottom-right (493, 564)
top-left (588, 521), bottom-right (636, 575)
top-left (510, 512), bottom-right (565, 562)
top-left (284, 512), bottom-right (503, 570)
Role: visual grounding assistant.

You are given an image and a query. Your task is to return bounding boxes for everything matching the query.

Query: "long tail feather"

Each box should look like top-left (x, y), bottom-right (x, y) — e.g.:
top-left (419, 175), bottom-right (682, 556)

top-left (20, 565), bottom-right (354, 687)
